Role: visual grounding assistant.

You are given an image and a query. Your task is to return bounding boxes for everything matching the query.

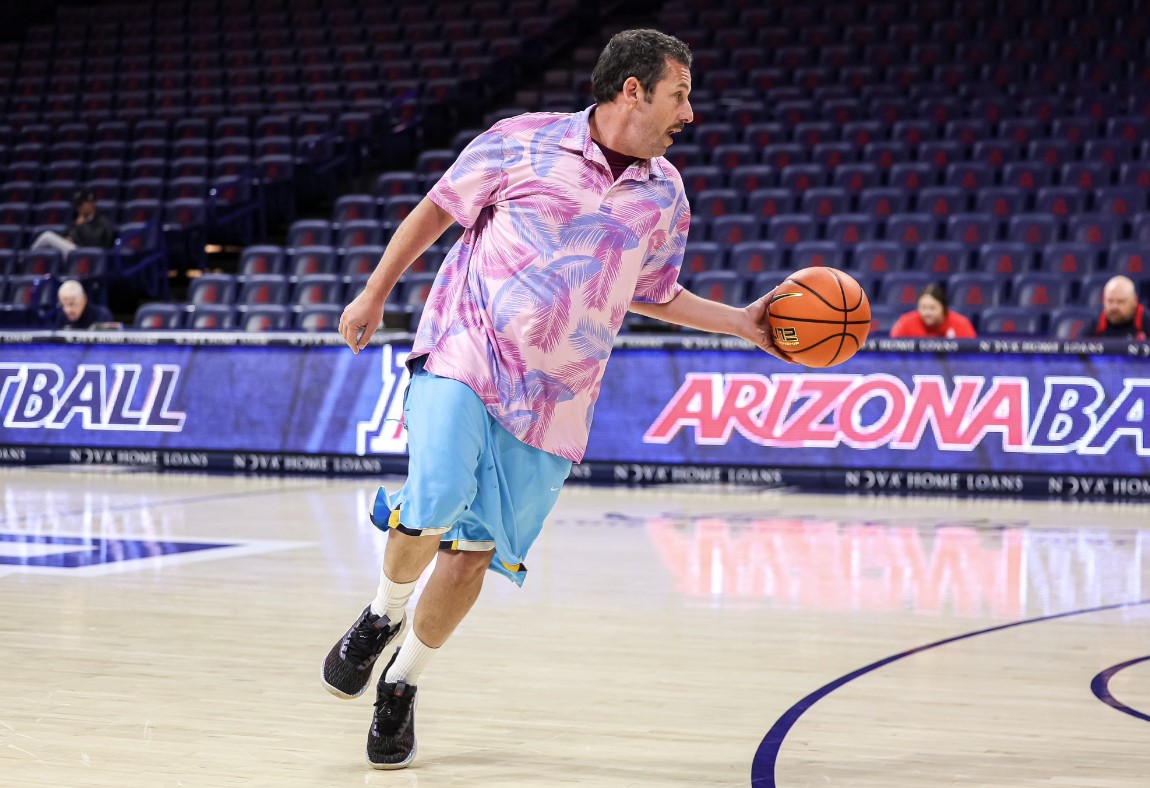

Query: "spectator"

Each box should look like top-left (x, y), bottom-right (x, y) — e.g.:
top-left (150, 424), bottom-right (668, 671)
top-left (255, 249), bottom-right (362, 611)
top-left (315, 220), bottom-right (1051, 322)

top-left (31, 189), bottom-right (117, 253)
top-left (1088, 275), bottom-right (1146, 340)
top-left (890, 283), bottom-right (977, 339)
top-left (55, 279), bottom-right (113, 329)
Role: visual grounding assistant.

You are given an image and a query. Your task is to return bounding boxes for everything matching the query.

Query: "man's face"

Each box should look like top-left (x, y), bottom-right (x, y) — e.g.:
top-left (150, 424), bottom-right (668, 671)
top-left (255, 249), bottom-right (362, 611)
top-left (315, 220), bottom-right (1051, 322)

top-left (633, 59), bottom-right (694, 158)
top-left (1103, 284), bottom-right (1138, 324)
top-left (60, 290), bottom-right (86, 322)
top-left (76, 200), bottom-right (96, 223)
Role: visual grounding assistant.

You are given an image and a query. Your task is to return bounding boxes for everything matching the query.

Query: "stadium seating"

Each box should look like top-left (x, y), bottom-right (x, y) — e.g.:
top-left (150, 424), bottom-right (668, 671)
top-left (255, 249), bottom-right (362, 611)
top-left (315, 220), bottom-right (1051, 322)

top-left (7, 0), bottom-right (1144, 335)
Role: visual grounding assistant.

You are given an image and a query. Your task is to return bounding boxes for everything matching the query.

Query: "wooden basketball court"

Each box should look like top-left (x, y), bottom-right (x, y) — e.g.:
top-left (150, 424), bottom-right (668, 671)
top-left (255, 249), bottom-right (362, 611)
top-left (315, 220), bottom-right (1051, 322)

top-left (2, 467), bottom-right (1147, 786)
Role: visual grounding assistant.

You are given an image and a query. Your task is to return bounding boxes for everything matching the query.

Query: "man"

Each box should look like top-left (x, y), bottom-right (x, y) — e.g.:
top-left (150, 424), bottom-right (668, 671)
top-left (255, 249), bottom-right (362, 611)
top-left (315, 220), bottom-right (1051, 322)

top-left (324, 29), bottom-right (788, 770)
top-left (55, 279), bottom-right (113, 329)
top-left (1089, 275), bottom-right (1146, 339)
top-left (31, 189), bottom-right (117, 253)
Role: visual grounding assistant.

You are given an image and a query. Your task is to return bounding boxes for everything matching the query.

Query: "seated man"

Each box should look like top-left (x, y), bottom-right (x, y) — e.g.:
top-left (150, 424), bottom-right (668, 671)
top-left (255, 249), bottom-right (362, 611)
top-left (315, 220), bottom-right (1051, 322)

top-left (1089, 275), bottom-right (1146, 340)
top-left (55, 279), bottom-right (113, 330)
top-left (31, 189), bottom-right (118, 253)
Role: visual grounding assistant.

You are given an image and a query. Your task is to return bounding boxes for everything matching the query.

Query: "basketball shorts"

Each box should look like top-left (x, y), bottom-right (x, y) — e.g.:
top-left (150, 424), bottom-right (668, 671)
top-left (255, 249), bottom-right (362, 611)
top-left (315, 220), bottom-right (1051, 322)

top-left (370, 358), bottom-right (572, 586)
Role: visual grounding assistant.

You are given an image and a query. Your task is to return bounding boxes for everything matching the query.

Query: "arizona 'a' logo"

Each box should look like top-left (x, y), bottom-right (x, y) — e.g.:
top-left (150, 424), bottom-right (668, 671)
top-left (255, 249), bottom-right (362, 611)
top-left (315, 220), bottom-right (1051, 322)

top-left (355, 346), bottom-right (411, 455)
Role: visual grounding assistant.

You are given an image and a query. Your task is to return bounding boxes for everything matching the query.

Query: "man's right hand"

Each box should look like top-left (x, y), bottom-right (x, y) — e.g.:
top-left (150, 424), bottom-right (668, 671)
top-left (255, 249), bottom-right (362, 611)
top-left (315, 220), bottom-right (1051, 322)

top-left (338, 290), bottom-right (387, 353)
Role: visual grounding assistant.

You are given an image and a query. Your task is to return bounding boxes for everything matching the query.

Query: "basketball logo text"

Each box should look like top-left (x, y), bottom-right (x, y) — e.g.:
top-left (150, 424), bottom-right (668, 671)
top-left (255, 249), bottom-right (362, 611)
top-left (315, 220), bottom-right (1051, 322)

top-left (644, 372), bottom-right (1150, 456)
top-left (0, 363), bottom-right (185, 431)
top-left (774, 326), bottom-right (800, 346)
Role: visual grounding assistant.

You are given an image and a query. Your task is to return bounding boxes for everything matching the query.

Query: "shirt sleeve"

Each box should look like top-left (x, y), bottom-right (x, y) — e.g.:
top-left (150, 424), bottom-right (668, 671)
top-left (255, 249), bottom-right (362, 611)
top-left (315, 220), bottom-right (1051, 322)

top-left (427, 126), bottom-right (506, 229)
top-left (632, 191), bottom-right (690, 305)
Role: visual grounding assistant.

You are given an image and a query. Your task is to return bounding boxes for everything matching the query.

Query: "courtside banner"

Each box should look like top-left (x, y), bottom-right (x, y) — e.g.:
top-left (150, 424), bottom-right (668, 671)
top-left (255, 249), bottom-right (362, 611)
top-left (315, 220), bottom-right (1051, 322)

top-left (0, 340), bottom-right (413, 455)
top-left (588, 346), bottom-right (1150, 478)
top-left (0, 332), bottom-right (1147, 496)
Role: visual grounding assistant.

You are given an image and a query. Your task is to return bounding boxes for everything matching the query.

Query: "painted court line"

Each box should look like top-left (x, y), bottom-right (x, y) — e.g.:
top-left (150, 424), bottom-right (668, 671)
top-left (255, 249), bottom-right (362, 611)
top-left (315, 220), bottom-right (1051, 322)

top-left (1091, 655), bottom-right (1150, 724)
top-left (751, 598), bottom-right (1150, 787)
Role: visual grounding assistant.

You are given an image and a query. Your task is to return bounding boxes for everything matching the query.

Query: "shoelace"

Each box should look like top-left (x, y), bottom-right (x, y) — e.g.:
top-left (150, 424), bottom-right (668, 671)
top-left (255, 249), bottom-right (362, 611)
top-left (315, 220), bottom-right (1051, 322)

top-left (373, 682), bottom-right (413, 733)
top-left (341, 614), bottom-right (393, 664)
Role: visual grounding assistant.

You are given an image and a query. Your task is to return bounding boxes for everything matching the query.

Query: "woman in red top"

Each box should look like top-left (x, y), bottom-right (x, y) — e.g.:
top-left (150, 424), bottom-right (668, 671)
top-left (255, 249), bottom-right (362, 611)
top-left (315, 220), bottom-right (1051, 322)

top-left (890, 284), bottom-right (977, 339)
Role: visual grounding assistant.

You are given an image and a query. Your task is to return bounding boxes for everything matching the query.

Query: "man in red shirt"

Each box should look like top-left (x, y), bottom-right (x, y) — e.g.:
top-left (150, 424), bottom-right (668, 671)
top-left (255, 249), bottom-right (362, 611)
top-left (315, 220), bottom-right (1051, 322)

top-left (890, 284), bottom-right (976, 339)
top-left (1089, 275), bottom-right (1146, 340)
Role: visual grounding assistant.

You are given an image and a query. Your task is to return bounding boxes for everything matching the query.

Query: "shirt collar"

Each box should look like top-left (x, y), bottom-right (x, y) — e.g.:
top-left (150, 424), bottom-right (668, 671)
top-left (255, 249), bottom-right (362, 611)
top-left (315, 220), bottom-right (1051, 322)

top-left (562, 106), bottom-right (668, 181)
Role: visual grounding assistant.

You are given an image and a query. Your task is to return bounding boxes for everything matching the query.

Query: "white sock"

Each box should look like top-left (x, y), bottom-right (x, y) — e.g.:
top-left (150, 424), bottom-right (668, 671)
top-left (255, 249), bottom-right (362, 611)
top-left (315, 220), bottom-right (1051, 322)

top-left (385, 630), bottom-right (438, 686)
top-left (369, 572), bottom-right (416, 623)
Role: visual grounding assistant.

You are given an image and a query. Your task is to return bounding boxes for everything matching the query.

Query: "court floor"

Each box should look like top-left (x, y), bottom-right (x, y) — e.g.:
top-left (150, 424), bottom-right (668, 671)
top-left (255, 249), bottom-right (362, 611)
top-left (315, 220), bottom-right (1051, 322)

top-left (1, 466), bottom-right (1148, 787)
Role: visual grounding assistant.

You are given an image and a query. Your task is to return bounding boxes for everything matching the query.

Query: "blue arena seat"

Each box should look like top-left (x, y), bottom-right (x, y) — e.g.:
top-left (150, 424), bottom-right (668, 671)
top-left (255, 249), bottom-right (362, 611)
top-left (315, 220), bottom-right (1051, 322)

top-left (917, 187), bottom-right (967, 218)
top-left (792, 241), bottom-right (846, 269)
top-left (1006, 214), bottom-right (1059, 248)
top-left (852, 242), bottom-right (908, 274)
top-left (801, 188), bottom-right (850, 219)
top-left (134, 302), bottom-right (185, 329)
top-left (682, 243), bottom-right (726, 275)
top-left (1107, 242), bottom-right (1149, 277)
top-left (948, 272), bottom-right (1006, 313)
top-left (293, 274), bottom-right (344, 306)
top-left (287, 219), bottom-right (333, 249)
top-left (729, 242), bottom-right (784, 275)
top-left (915, 242), bottom-right (969, 277)
top-left (979, 306), bottom-right (1044, 336)
top-left (185, 304), bottom-right (236, 330)
top-left (879, 271), bottom-right (934, 308)
top-left (765, 214), bottom-right (815, 246)
top-left (1068, 214), bottom-right (1121, 246)
top-left (239, 246), bottom-right (287, 277)
top-left (712, 215), bottom-right (760, 246)
top-left (976, 243), bottom-right (1034, 276)
top-left (1050, 306), bottom-right (1097, 339)
top-left (187, 273), bottom-right (237, 306)
top-left (691, 271), bottom-right (745, 306)
top-left (239, 304), bottom-right (292, 332)
top-left (296, 304), bottom-right (343, 332)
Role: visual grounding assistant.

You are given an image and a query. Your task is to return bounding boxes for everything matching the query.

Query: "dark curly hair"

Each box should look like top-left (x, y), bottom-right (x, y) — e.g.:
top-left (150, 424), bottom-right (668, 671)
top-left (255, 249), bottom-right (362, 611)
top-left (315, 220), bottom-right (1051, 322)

top-left (591, 29), bottom-right (692, 104)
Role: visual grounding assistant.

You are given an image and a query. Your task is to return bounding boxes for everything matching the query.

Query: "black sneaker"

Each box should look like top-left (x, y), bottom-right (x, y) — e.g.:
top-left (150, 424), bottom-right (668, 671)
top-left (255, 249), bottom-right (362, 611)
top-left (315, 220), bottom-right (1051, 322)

top-left (367, 650), bottom-right (418, 769)
top-left (321, 606), bottom-right (405, 700)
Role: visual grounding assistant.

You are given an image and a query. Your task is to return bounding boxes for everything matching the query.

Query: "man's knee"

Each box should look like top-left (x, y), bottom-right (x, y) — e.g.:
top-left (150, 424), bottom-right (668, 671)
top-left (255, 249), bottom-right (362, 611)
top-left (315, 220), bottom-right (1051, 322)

top-left (436, 548), bottom-right (493, 583)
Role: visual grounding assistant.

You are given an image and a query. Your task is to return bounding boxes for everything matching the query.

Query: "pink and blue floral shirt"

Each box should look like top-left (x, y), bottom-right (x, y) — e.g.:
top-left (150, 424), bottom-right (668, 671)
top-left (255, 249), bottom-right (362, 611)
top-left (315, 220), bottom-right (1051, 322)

top-left (417, 107), bottom-right (690, 461)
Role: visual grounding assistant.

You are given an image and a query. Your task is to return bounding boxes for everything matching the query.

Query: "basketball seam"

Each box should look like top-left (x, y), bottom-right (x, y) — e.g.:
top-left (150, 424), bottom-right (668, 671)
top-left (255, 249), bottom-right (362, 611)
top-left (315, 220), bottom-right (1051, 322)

top-left (831, 270), bottom-right (848, 366)
top-left (784, 276), bottom-right (860, 315)
top-left (765, 316), bottom-right (872, 325)
top-left (788, 333), bottom-right (862, 355)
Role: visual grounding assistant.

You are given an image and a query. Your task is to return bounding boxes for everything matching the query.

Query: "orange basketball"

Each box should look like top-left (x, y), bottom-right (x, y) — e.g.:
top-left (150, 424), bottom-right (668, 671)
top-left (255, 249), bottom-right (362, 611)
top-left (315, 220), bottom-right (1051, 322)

top-left (766, 267), bottom-right (871, 368)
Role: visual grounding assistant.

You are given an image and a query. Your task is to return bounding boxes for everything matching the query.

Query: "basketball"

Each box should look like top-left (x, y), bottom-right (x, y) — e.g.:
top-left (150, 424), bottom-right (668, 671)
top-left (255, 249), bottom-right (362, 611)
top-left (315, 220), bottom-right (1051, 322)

top-left (766, 267), bottom-right (872, 368)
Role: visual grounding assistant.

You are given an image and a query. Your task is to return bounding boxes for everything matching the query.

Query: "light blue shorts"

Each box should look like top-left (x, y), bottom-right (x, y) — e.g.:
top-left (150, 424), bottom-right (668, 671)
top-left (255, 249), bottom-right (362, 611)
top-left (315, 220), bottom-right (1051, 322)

top-left (370, 358), bottom-right (572, 585)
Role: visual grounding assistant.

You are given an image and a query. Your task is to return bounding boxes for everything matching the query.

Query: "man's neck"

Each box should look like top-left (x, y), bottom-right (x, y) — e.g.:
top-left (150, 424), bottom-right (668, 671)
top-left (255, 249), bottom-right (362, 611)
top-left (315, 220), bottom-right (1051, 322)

top-left (589, 105), bottom-right (640, 160)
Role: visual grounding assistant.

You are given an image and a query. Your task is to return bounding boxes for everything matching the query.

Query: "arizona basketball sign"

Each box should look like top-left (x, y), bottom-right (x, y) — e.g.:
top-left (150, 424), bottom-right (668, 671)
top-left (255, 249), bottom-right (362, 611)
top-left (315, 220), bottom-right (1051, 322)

top-left (643, 372), bottom-right (1148, 457)
top-left (0, 334), bottom-right (1146, 494)
top-left (583, 343), bottom-right (1150, 481)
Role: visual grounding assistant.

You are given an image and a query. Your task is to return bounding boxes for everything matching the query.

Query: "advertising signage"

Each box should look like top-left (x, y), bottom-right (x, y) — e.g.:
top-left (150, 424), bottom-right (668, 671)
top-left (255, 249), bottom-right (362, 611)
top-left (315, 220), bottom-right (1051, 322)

top-left (0, 333), bottom-right (1147, 498)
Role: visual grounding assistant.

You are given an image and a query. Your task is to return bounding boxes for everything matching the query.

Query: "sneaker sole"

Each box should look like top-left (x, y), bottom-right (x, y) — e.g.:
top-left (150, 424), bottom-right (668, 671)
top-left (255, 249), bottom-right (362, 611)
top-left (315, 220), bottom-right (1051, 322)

top-left (320, 619), bottom-right (407, 701)
top-left (366, 697), bottom-right (418, 770)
